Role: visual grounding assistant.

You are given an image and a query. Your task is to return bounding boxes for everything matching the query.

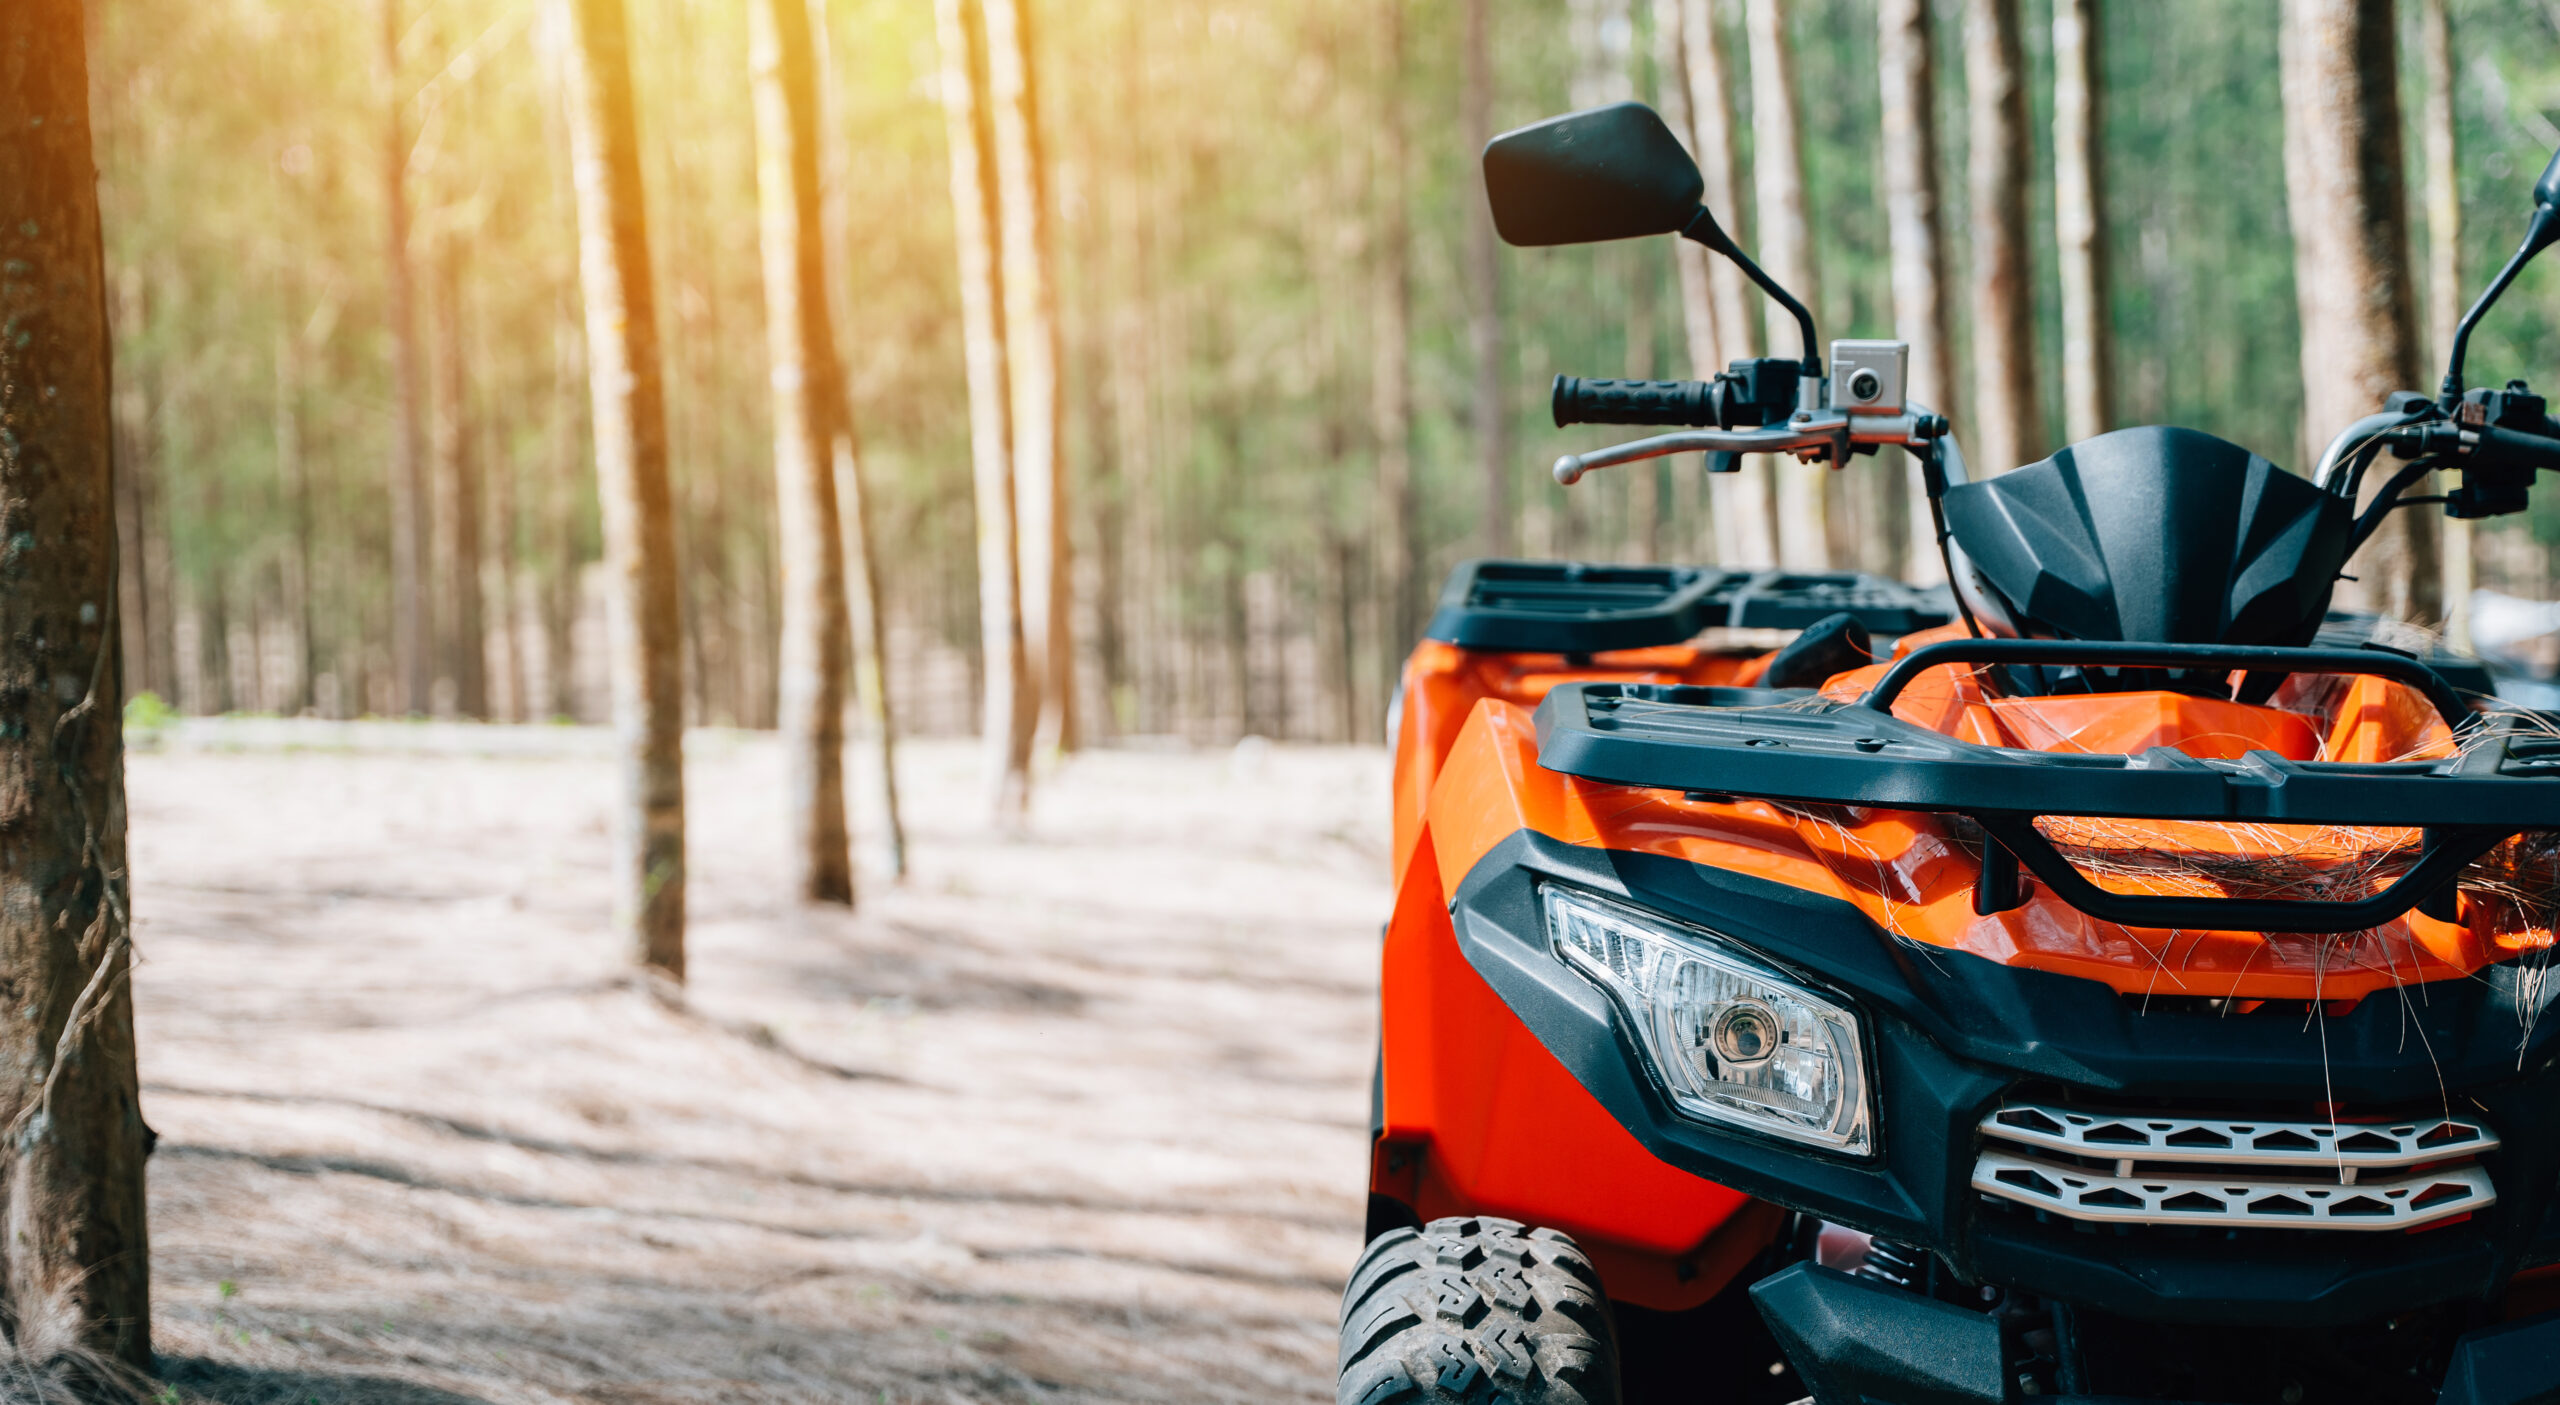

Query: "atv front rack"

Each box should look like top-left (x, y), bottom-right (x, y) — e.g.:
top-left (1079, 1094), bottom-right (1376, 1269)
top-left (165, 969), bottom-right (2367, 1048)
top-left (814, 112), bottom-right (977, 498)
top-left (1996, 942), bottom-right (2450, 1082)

top-left (1424, 558), bottom-right (1954, 654)
top-left (1533, 641), bottom-right (2560, 933)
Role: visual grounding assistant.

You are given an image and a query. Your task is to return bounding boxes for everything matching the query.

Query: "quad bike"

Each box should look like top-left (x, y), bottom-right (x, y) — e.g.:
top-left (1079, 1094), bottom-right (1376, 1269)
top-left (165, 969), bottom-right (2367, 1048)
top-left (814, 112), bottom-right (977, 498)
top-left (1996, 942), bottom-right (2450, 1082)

top-left (1340, 101), bottom-right (2560, 1405)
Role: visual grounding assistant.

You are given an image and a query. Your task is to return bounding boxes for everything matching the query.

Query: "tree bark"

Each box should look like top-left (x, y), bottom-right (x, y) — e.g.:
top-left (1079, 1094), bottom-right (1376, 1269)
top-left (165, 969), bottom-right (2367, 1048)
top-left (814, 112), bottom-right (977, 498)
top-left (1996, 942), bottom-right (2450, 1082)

top-left (2053, 0), bottom-right (2113, 445)
top-left (752, 0), bottom-right (855, 905)
top-left (1744, 0), bottom-right (1826, 569)
top-left (2279, 0), bottom-right (2438, 622)
top-left (2421, 0), bottom-right (2470, 647)
top-left (1464, 0), bottom-right (1510, 558)
top-left (982, 0), bottom-right (1073, 755)
top-left (938, 0), bottom-right (1034, 823)
top-left (1966, 0), bottom-right (2044, 476)
top-left (1680, 0), bottom-right (1777, 569)
top-left (562, 0), bottom-right (687, 981)
top-left (430, 231), bottom-right (487, 719)
top-left (809, 0), bottom-right (907, 878)
top-left (382, 0), bottom-right (430, 714)
top-left (1652, 0), bottom-right (1714, 558)
top-left (1878, 0), bottom-right (1955, 583)
top-left (1375, 0), bottom-right (1419, 643)
top-left (0, 0), bottom-right (153, 1373)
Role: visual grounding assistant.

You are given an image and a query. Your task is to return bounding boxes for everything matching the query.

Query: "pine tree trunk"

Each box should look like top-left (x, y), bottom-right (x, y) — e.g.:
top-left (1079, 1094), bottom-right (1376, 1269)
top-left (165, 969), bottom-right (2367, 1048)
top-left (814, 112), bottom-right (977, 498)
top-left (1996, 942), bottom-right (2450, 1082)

top-left (1464, 0), bottom-right (1511, 558)
top-left (0, 0), bottom-right (153, 1372)
top-left (809, 0), bottom-right (908, 878)
top-left (937, 0), bottom-right (1034, 823)
top-left (563, 0), bottom-right (687, 981)
top-left (430, 233), bottom-right (488, 719)
top-left (751, 0), bottom-right (855, 905)
top-left (1375, 0), bottom-right (1419, 642)
top-left (2421, 0), bottom-right (2470, 647)
top-left (1878, 0), bottom-right (1954, 583)
top-left (2053, 0), bottom-right (2113, 445)
top-left (1653, 0), bottom-right (1713, 557)
top-left (982, 0), bottom-right (1073, 755)
top-left (2279, 0), bottom-right (2438, 623)
top-left (382, 0), bottom-right (431, 714)
top-left (1744, 0), bottom-right (1826, 569)
top-left (1966, 0), bottom-right (2044, 476)
top-left (1682, 0), bottom-right (1775, 568)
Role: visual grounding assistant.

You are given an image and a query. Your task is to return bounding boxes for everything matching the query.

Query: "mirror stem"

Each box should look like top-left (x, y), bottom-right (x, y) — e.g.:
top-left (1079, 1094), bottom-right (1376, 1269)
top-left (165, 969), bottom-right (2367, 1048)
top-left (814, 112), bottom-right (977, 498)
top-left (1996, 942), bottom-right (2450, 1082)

top-left (1681, 207), bottom-right (1820, 378)
top-left (2444, 202), bottom-right (2560, 402)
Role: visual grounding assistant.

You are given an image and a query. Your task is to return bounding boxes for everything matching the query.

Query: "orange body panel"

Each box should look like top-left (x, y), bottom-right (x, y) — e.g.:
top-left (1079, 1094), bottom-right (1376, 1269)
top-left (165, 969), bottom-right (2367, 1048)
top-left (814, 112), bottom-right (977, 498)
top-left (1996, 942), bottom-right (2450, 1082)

top-left (1377, 821), bottom-right (1779, 1310)
top-left (1391, 641), bottom-right (1761, 890)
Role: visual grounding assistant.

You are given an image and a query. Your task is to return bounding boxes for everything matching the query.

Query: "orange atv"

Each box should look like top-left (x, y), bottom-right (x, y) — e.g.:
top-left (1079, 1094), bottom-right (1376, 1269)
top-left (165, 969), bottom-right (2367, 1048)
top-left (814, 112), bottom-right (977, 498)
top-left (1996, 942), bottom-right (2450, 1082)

top-left (1339, 103), bottom-right (2560, 1405)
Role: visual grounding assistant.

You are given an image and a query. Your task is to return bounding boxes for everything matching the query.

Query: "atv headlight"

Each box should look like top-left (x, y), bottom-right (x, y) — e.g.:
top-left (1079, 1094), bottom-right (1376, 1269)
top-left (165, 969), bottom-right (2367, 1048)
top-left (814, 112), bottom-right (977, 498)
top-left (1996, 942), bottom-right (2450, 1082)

top-left (1543, 886), bottom-right (1873, 1156)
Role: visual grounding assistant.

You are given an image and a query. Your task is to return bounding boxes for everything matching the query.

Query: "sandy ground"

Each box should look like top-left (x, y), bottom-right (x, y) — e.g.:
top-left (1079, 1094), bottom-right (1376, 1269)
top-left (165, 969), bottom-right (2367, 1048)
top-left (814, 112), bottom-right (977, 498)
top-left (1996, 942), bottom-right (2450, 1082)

top-left (128, 724), bottom-right (1388, 1404)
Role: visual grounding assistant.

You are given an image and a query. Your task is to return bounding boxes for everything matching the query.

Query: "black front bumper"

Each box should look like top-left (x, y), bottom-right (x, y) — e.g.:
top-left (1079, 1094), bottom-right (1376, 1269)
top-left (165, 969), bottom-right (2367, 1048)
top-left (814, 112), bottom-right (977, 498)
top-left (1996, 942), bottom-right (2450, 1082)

top-left (1451, 831), bottom-right (2560, 1326)
top-left (1749, 1262), bottom-right (2560, 1405)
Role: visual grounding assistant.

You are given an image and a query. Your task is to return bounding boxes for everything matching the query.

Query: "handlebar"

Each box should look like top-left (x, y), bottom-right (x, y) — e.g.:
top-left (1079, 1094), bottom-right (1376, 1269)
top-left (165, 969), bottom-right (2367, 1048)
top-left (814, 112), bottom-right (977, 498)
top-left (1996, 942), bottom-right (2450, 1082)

top-left (1550, 408), bottom-right (1952, 485)
top-left (1550, 377), bottom-right (1722, 428)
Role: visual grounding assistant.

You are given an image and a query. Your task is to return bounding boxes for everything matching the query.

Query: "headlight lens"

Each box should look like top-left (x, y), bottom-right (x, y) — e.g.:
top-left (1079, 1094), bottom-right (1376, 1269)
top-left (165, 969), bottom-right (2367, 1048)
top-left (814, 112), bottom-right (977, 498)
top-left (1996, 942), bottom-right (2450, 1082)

top-left (1542, 886), bottom-right (1873, 1156)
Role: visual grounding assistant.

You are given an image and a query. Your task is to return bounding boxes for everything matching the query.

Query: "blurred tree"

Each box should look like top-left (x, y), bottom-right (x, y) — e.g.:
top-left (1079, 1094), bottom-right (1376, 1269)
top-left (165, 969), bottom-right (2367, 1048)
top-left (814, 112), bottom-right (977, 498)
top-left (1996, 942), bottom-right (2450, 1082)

top-left (1681, 0), bottom-right (1776, 569)
top-left (1967, 0), bottom-right (2042, 476)
top-left (938, 0), bottom-right (1034, 822)
top-left (1466, 0), bottom-right (1511, 558)
top-left (1878, 0), bottom-right (1953, 582)
top-left (810, 0), bottom-right (909, 879)
top-left (2422, 0), bottom-right (2472, 646)
top-left (753, 0), bottom-right (856, 903)
top-left (1745, 0), bottom-right (1827, 567)
top-left (1376, 0), bottom-right (1420, 650)
top-left (383, 0), bottom-right (430, 713)
top-left (431, 224), bottom-right (489, 717)
top-left (0, 0), bottom-right (154, 1375)
top-left (983, 0), bottom-right (1076, 755)
top-left (2053, 0), bottom-right (2112, 444)
top-left (2279, 0), bottom-right (2438, 622)
top-left (562, 0), bottom-right (687, 981)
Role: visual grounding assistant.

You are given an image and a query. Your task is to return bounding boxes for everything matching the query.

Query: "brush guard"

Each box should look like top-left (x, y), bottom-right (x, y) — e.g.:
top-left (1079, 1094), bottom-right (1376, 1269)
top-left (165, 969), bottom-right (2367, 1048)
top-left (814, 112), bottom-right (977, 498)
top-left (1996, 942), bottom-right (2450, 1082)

top-left (1533, 638), bottom-right (2560, 934)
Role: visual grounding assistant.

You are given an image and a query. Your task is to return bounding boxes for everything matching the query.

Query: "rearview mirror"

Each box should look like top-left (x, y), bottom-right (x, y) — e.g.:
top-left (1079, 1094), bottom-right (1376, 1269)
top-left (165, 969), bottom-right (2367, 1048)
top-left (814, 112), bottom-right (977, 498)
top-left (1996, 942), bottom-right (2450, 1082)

top-left (1483, 102), bottom-right (1704, 248)
top-left (2443, 143), bottom-right (2560, 397)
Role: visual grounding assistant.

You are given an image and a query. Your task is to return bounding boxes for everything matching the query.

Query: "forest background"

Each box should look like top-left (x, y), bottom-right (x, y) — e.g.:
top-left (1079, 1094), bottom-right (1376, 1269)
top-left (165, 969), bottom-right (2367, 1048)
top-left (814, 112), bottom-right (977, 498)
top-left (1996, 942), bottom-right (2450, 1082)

top-left (89, 0), bottom-right (2560, 754)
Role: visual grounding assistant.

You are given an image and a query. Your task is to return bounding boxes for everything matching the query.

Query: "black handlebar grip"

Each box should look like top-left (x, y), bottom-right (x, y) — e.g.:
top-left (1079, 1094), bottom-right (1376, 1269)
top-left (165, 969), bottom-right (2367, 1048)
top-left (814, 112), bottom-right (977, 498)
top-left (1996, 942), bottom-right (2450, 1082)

top-left (1551, 375), bottom-right (1719, 429)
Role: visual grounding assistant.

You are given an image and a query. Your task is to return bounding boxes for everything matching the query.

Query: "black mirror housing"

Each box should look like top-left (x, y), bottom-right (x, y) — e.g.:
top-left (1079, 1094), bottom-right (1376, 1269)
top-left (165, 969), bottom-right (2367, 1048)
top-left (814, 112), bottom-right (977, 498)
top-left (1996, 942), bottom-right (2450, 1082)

top-left (1482, 102), bottom-right (1704, 248)
top-left (2536, 145), bottom-right (2560, 212)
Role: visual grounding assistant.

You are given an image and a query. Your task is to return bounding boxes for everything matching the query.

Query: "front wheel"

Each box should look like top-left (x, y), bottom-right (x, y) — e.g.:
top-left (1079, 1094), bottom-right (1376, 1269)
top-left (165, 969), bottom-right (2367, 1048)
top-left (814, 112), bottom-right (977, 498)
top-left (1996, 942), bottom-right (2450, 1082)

top-left (1336, 1215), bottom-right (1619, 1405)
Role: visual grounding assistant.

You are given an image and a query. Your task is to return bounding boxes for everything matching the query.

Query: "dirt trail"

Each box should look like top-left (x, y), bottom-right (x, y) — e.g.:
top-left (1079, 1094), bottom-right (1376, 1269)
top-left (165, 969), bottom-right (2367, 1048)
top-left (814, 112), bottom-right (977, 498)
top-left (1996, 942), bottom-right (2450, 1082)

top-left (131, 725), bottom-right (1387, 1404)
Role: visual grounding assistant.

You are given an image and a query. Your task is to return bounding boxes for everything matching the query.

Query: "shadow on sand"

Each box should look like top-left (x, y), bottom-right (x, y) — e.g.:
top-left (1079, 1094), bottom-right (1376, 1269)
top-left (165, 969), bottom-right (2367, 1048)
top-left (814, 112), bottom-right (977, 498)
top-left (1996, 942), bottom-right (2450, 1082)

top-left (159, 1357), bottom-right (496, 1405)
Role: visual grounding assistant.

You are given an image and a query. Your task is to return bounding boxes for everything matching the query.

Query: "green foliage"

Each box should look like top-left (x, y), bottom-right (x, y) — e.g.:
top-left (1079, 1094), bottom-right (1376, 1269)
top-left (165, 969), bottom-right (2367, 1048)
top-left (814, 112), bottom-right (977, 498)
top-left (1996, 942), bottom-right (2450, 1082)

top-left (89, 0), bottom-right (2560, 737)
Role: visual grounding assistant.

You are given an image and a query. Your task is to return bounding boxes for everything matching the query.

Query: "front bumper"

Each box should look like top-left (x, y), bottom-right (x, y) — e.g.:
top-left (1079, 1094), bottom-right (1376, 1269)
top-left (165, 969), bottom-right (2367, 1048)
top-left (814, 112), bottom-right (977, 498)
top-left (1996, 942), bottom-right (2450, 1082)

top-left (1450, 830), bottom-right (2560, 1325)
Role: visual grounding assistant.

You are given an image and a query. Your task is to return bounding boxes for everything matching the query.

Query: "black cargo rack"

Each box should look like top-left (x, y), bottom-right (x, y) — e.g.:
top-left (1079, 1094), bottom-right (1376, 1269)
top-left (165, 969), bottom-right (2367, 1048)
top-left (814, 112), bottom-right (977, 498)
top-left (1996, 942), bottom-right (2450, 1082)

top-left (1424, 559), bottom-right (1955, 654)
top-left (1532, 638), bottom-right (2560, 934)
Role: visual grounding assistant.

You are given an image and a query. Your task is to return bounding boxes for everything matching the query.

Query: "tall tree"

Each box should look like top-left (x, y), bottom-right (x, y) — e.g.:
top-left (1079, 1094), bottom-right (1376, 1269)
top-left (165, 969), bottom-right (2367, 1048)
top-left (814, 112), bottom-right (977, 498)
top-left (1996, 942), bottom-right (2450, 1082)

top-left (1375, 0), bottom-right (1419, 642)
top-left (2053, 0), bottom-right (2113, 444)
top-left (809, 0), bottom-right (908, 878)
top-left (2279, 0), bottom-right (2438, 622)
top-left (1680, 0), bottom-right (1777, 569)
top-left (1653, 0), bottom-right (1717, 558)
top-left (1744, 0), bottom-right (1825, 568)
top-left (1464, 0), bottom-right (1510, 558)
top-left (562, 0), bottom-right (687, 981)
top-left (1967, 0), bottom-right (2043, 476)
top-left (938, 0), bottom-right (1035, 822)
top-left (382, 0), bottom-right (430, 713)
top-left (0, 0), bottom-right (153, 1374)
top-left (430, 228), bottom-right (488, 718)
top-left (752, 0), bottom-right (855, 904)
top-left (982, 0), bottom-right (1073, 753)
top-left (2421, 0), bottom-right (2470, 647)
top-left (1878, 0), bottom-right (1955, 582)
